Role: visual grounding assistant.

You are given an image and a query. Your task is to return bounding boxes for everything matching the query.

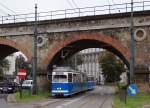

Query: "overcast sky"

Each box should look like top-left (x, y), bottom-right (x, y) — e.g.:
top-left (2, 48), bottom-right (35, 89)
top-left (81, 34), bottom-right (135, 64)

top-left (0, 0), bottom-right (145, 16)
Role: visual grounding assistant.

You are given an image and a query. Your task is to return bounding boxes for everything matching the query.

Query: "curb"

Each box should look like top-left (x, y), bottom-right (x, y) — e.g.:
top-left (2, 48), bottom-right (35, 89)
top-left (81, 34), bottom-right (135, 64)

top-left (7, 94), bottom-right (17, 103)
top-left (142, 105), bottom-right (150, 108)
top-left (34, 100), bottom-right (61, 107)
top-left (111, 101), bottom-right (118, 108)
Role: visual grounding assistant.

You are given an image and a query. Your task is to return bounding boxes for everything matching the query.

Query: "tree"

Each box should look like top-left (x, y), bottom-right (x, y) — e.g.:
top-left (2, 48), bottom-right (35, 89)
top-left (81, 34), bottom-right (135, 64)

top-left (15, 55), bottom-right (31, 78)
top-left (99, 51), bottom-right (126, 83)
top-left (0, 59), bottom-right (10, 80)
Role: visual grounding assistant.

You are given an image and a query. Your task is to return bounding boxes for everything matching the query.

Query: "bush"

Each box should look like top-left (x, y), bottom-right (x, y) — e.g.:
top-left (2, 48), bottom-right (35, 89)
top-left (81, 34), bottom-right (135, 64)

top-left (117, 82), bottom-right (128, 89)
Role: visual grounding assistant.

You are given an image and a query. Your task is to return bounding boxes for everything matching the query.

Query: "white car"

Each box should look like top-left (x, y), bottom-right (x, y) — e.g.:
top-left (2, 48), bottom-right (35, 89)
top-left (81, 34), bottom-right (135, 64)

top-left (22, 80), bottom-right (33, 89)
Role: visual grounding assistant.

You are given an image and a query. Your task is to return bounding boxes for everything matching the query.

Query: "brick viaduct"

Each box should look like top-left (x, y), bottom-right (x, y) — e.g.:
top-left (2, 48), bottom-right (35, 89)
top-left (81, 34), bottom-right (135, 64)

top-left (0, 11), bottom-right (149, 89)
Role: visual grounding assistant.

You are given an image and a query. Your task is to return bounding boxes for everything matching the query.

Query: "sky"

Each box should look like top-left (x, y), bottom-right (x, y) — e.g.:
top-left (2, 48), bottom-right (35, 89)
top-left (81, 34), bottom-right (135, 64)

top-left (0, 0), bottom-right (145, 16)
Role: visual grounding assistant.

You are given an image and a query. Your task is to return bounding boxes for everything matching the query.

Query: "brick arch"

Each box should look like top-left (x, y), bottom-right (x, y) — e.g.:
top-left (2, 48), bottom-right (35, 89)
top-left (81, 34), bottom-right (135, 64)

top-left (0, 38), bottom-right (32, 61)
top-left (43, 32), bottom-right (130, 68)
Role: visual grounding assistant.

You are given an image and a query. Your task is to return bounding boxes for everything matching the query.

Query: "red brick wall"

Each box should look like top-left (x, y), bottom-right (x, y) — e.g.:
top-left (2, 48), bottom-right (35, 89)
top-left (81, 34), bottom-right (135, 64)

top-left (0, 38), bottom-right (32, 61)
top-left (43, 32), bottom-right (130, 67)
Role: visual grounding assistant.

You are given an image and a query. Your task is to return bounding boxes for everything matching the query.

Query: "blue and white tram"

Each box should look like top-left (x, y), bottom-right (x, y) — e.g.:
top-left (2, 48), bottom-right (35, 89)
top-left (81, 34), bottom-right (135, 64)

top-left (87, 75), bottom-right (95, 90)
top-left (51, 66), bottom-right (87, 96)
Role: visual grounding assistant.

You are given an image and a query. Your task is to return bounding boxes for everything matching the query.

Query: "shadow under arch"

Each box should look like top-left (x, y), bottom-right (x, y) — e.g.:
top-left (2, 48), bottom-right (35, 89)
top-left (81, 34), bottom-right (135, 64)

top-left (0, 38), bottom-right (32, 61)
top-left (43, 32), bottom-right (130, 70)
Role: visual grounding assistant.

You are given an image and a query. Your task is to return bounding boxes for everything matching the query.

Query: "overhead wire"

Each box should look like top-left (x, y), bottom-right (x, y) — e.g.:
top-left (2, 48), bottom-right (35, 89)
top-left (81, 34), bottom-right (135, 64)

top-left (0, 2), bottom-right (17, 15)
top-left (107, 0), bottom-right (110, 5)
top-left (0, 8), bottom-right (11, 16)
top-left (71, 0), bottom-right (79, 8)
top-left (0, 2), bottom-right (25, 23)
top-left (66, 0), bottom-right (75, 8)
top-left (111, 0), bottom-right (115, 4)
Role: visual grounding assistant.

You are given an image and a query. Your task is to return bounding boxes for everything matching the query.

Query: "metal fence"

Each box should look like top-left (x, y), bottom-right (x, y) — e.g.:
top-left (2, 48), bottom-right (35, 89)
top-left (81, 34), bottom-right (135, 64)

top-left (0, 1), bottom-right (150, 24)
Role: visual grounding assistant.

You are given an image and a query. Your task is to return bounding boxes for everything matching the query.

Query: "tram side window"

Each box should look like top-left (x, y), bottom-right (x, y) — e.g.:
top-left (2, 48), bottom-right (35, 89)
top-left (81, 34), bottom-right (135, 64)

top-left (73, 74), bottom-right (77, 82)
top-left (82, 74), bottom-right (86, 82)
top-left (68, 73), bottom-right (72, 82)
top-left (91, 77), bottom-right (94, 81)
top-left (78, 74), bottom-right (81, 83)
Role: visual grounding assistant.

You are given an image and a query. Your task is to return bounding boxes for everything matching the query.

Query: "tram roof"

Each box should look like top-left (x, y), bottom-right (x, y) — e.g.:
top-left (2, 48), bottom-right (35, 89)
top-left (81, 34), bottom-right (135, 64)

top-left (52, 66), bottom-right (85, 74)
top-left (53, 66), bottom-right (75, 72)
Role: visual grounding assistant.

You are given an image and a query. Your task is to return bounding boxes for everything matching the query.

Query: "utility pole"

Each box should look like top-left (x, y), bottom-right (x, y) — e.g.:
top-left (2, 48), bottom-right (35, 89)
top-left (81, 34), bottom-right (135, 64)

top-left (32, 4), bottom-right (38, 95)
top-left (130, 0), bottom-right (135, 84)
top-left (74, 54), bottom-right (77, 72)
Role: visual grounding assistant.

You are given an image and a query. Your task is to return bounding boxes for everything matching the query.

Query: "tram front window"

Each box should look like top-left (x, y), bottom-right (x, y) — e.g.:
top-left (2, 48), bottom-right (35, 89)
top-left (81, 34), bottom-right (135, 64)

top-left (53, 75), bottom-right (67, 82)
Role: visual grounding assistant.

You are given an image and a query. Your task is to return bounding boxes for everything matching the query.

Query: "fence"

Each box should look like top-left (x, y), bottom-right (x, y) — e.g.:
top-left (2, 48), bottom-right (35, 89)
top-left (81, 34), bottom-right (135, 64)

top-left (0, 1), bottom-right (150, 24)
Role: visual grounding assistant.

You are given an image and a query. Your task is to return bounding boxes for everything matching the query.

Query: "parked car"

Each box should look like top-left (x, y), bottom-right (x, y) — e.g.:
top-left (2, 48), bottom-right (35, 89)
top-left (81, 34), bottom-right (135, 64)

top-left (22, 80), bottom-right (33, 89)
top-left (0, 81), bottom-right (20, 94)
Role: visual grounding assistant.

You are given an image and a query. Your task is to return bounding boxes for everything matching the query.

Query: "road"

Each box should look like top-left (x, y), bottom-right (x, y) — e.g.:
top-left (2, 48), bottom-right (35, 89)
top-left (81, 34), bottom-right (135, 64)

top-left (0, 94), bottom-right (10, 108)
top-left (0, 86), bottom-right (115, 108)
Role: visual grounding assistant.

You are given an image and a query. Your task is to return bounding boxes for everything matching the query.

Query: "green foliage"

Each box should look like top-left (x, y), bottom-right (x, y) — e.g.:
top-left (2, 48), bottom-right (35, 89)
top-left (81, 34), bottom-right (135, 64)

top-left (113, 93), bottom-right (150, 108)
top-left (99, 51), bottom-right (126, 83)
top-left (117, 82), bottom-right (128, 89)
top-left (0, 59), bottom-right (10, 80)
top-left (15, 90), bottom-right (50, 102)
top-left (15, 55), bottom-right (32, 78)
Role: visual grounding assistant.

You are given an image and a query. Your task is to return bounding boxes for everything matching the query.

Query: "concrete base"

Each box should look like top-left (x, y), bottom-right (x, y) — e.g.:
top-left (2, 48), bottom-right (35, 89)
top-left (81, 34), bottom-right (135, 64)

top-left (134, 65), bottom-right (150, 93)
top-left (37, 75), bottom-right (50, 92)
top-left (7, 94), bottom-right (17, 103)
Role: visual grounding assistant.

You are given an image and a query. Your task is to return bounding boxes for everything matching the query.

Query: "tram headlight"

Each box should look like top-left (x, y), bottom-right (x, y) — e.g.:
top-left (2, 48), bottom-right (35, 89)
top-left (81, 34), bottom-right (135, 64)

top-left (57, 88), bottom-right (61, 90)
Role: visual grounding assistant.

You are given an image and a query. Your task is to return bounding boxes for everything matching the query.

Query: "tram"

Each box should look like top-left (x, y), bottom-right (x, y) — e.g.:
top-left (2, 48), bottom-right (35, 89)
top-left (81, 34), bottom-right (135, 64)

top-left (87, 75), bottom-right (95, 90)
top-left (51, 66), bottom-right (88, 96)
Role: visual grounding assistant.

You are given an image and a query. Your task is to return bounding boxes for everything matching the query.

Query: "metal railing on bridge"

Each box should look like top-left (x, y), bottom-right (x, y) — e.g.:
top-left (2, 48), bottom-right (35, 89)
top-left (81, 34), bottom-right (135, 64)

top-left (0, 1), bottom-right (150, 24)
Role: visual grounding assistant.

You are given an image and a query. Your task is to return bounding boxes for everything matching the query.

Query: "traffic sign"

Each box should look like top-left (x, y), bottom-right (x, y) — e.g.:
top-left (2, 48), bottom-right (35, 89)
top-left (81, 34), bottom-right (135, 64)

top-left (127, 83), bottom-right (139, 96)
top-left (17, 69), bottom-right (27, 79)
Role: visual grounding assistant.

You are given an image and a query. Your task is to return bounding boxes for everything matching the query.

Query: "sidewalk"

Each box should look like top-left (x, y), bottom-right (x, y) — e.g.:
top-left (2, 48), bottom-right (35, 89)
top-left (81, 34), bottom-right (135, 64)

top-left (8, 98), bottom-right (60, 108)
top-left (142, 105), bottom-right (150, 108)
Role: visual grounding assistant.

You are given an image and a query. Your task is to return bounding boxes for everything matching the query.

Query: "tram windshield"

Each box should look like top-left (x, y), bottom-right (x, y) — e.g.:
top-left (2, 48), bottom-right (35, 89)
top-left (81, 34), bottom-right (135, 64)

top-left (53, 75), bottom-right (67, 82)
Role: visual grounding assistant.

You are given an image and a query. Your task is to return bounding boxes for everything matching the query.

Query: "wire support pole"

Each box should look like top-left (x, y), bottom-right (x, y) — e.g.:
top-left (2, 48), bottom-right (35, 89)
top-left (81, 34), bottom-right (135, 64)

top-left (130, 0), bottom-right (135, 84)
top-left (32, 4), bottom-right (38, 95)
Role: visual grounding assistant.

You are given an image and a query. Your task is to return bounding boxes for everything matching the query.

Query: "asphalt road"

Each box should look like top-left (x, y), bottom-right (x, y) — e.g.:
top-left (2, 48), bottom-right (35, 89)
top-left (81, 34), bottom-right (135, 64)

top-left (44, 86), bottom-right (115, 108)
top-left (0, 94), bottom-right (9, 108)
top-left (0, 86), bottom-right (115, 108)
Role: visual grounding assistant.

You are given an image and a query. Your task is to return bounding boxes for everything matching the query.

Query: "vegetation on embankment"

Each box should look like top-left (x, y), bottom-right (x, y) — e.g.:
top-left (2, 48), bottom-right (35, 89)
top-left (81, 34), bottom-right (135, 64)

top-left (113, 92), bottom-right (150, 108)
top-left (15, 90), bottom-right (50, 102)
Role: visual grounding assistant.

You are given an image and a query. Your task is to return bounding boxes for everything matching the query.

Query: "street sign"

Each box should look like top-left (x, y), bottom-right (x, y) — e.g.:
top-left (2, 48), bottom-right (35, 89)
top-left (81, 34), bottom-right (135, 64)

top-left (17, 69), bottom-right (27, 79)
top-left (127, 83), bottom-right (139, 96)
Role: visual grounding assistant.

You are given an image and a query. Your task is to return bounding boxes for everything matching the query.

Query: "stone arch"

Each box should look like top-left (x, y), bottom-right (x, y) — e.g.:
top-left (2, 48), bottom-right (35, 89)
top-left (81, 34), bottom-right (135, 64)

top-left (0, 38), bottom-right (32, 61)
top-left (43, 32), bottom-right (130, 69)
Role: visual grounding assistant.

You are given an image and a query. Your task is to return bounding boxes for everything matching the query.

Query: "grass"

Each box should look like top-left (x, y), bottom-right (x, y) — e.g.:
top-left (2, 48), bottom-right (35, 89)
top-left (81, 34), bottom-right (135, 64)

top-left (15, 89), bottom-right (50, 102)
top-left (113, 92), bottom-right (150, 108)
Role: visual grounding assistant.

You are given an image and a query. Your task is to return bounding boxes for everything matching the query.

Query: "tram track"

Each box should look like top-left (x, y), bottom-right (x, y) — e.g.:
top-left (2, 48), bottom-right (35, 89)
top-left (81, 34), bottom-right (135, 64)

top-left (76, 95), bottom-right (95, 108)
top-left (45, 86), bottom-right (114, 108)
top-left (75, 91), bottom-right (101, 108)
top-left (72, 95), bottom-right (111, 108)
top-left (74, 91), bottom-right (112, 108)
top-left (98, 94), bottom-right (111, 108)
top-left (0, 94), bottom-right (8, 101)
